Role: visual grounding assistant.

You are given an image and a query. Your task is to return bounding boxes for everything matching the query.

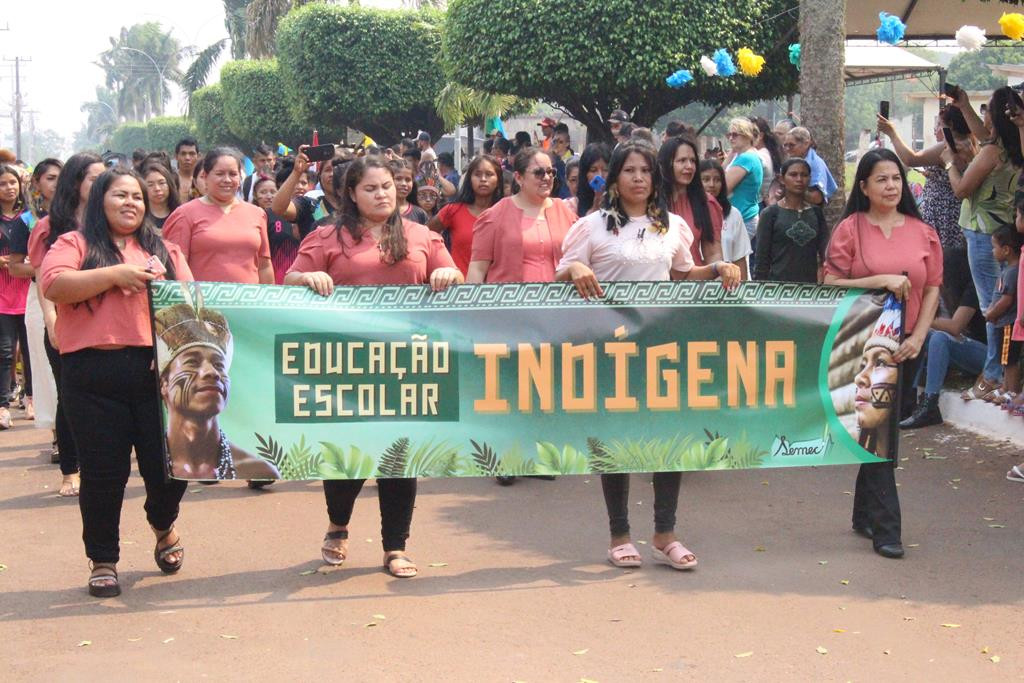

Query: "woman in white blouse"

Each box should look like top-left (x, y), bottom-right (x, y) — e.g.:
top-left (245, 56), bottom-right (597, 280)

top-left (556, 142), bottom-right (740, 570)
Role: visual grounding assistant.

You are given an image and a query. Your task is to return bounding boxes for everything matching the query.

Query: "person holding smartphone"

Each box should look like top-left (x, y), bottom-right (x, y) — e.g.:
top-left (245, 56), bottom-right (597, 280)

top-left (271, 145), bottom-right (351, 238)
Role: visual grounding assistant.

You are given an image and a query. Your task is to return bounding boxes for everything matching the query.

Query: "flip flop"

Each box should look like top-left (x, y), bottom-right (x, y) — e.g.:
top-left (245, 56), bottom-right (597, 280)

top-left (607, 543), bottom-right (642, 568)
top-left (1006, 465), bottom-right (1024, 483)
top-left (383, 552), bottom-right (417, 578)
top-left (154, 528), bottom-right (184, 574)
top-left (651, 541), bottom-right (698, 570)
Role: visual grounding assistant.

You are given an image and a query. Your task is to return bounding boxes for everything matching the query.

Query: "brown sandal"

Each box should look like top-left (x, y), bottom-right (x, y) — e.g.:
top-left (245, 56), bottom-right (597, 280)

top-left (383, 552), bottom-right (417, 578)
top-left (961, 378), bottom-right (998, 401)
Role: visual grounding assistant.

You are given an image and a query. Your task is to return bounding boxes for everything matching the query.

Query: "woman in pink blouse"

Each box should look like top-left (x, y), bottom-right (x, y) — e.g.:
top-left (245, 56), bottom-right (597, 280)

top-left (285, 156), bottom-right (463, 578)
top-left (466, 147), bottom-right (576, 485)
top-left (824, 149), bottom-right (942, 560)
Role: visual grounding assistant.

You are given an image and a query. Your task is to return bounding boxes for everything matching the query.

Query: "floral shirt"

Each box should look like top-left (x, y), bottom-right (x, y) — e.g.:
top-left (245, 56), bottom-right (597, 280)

top-left (920, 166), bottom-right (965, 251)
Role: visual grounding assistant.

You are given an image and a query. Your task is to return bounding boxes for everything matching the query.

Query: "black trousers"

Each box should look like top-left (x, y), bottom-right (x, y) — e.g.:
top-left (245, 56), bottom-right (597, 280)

top-left (601, 472), bottom-right (682, 537)
top-left (850, 355), bottom-right (918, 548)
top-left (323, 478), bottom-right (416, 552)
top-left (44, 332), bottom-right (78, 475)
top-left (61, 347), bottom-right (186, 564)
top-left (0, 313), bottom-right (30, 404)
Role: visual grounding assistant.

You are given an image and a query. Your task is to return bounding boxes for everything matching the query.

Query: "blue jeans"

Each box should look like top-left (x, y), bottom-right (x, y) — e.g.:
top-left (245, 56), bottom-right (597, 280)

top-left (919, 330), bottom-right (987, 394)
top-left (963, 229), bottom-right (1002, 383)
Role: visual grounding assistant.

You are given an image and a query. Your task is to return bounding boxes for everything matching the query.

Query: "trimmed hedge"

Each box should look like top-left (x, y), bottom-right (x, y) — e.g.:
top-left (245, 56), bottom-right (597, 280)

top-left (277, 4), bottom-right (445, 144)
top-left (109, 122), bottom-right (148, 154)
top-left (146, 116), bottom-right (196, 153)
top-left (192, 84), bottom-right (245, 150)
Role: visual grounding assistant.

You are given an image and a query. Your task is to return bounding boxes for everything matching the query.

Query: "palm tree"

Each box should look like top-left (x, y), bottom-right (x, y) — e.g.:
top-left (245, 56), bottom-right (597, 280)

top-left (80, 86), bottom-right (121, 143)
top-left (97, 23), bottom-right (183, 120)
top-left (435, 83), bottom-right (533, 131)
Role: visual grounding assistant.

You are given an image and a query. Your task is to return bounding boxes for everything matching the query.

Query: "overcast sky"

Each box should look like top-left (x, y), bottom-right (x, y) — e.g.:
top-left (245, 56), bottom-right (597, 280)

top-left (1, 1), bottom-right (403, 145)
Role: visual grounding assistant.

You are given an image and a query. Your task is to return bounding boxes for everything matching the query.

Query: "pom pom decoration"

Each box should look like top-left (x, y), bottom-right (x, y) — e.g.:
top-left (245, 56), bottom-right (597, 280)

top-left (737, 48), bottom-right (766, 77)
top-left (666, 69), bottom-right (694, 89)
top-left (712, 49), bottom-right (737, 77)
top-left (1000, 12), bottom-right (1024, 41)
top-left (700, 55), bottom-right (718, 77)
top-left (954, 25), bottom-right (986, 51)
top-left (876, 12), bottom-right (906, 45)
top-left (788, 43), bottom-right (801, 69)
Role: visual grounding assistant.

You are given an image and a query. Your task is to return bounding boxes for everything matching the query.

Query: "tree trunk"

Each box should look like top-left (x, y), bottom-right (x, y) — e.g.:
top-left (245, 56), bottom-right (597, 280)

top-left (799, 0), bottom-right (846, 225)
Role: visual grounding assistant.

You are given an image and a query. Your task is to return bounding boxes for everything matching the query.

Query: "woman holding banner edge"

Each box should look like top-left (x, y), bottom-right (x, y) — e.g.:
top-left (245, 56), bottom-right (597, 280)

top-left (823, 148), bottom-right (942, 559)
top-left (285, 155), bottom-right (463, 578)
top-left (556, 142), bottom-right (740, 570)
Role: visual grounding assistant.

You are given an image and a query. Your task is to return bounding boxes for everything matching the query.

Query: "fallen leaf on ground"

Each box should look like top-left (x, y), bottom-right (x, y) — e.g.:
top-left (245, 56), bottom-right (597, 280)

top-left (988, 524), bottom-right (1006, 529)
top-left (734, 652), bottom-right (753, 658)
top-left (840, 580), bottom-right (850, 585)
top-left (636, 540), bottom-right (647, 545)
top-left (127, 638), bottom-right (141, 642)
top-left (365, 538), bottom-right (373, 543)
top-left (981, 646), bottom-right (990, 654)
top-left (755, 546), bottom-right (766, 552)
top-left (579, 679), bottom-right (599, 683)
top-left (0, 564), bottom-right (6, 571)
top-left (991, 656), bottom-right (1001, 663)
top-left (300, 570), bottom-right (317, 575)
top-left (428, 562), bottom-right (448, 568)
top-left (883, 649), bottom-right (891, 655)
top-left (903, 616), bottom-right (915, 621)
top-left (816, 646), bottom-right (828, 655)
top-left (833, 629), bottom-right (846, 633)
top-left (951, 478), bottom-right (961, 482)
top-left (609, 618), bottom-right (622, 622)
top-left (940, 624), bottom-right (961, 629)
top-left (77, 640), bottom-right (91, 647)
top-left (372, 614), bottom-right (386, 620)
top-left (162, 637), bottom-right (174, 644)
top-left (628, 584), bottom-right (637, 588)
top-left (818, 560), bottom-right (828, 565)
top-left (651, 668), bottom-right (663, 672)
top-left (843, 491), bottom-right (853, 496)
top-left (907, 543), bottom-right (919, 548)
top-left (573, 649), bottom-right (589, 656)
top-left (983, 517), bottom-right (995, 521)
top-left (219, 634), bottom-right (238, 640)
top-left (761, 481), bottom-right (769, 486)
top-left (189, 488), bottom-right (203, 493)
top-left (364, 623), bottom-right (377, 628)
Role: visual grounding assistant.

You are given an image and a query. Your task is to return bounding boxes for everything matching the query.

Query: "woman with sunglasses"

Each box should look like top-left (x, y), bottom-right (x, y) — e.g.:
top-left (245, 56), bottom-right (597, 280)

top-left (556, 142), bottom-right (740, 570)
top-left (724, 118), bottom-right (764, 250)
top-left (468, 147), bottom-right (577, 485)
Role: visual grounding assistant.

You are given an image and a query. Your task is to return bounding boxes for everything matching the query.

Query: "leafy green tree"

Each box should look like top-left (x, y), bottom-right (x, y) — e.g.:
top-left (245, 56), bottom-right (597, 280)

top-left (80, 86), bottom-right (121, 144)
top-left (97, 22), bottom-right (184, 120)
top-left (109, 122), bottom-right (149, 154)
top-left (146, 117), bottom-right (197, 153)
top-left (220, 59), bottom-right (313, 145)
top-left (191, 84), bottom-right (245, 149)
top-left (947, 46), bottom-right (1024, 91)
top-left (277, 3), bottom-right (446, 143)
top-left (443, 0), bottom-right (799, 141)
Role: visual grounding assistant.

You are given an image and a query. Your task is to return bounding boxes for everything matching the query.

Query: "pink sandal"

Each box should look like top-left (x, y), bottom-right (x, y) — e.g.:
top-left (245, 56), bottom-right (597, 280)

top-left (651, 541), bottom-right (698, 570)
top-left (607, 543), bottom-right (642, 567)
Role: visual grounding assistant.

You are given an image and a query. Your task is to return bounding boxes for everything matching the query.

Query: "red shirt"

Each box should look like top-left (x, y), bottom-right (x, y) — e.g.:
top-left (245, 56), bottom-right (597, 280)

top-left (435, 202), bottom-right (479, 276)
top-left (824, 214), bottom-right (943, 331)
top-left (162, 199), bottom-right (270, 284)
top-left (27, 215), bottom-right (55, 271)
top-left (471, 196), bottom-right (576, 283)
top-left (288, 219), bottom-right (455, 285)
top-left (39, 232), bottom-right (193, 353)
top-left (670, 193), bottom-right (724, 266)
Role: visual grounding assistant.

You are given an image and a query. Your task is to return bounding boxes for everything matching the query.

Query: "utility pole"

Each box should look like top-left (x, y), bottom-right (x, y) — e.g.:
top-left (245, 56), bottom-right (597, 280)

top-left (2, 56), bottom-right (31, 159)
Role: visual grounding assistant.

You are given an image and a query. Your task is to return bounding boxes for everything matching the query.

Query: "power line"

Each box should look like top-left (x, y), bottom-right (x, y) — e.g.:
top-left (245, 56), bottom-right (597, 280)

top-left (1, 56), bottom-right (31, 159)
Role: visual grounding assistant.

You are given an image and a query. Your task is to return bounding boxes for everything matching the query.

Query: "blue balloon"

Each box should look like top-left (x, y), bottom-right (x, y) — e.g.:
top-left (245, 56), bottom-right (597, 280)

top-left (666, 69), bottom-right (693, 88)
top-left (876, 12), bottom-right (906, 45)
top-left (713, 49), bottom-right (736, 77)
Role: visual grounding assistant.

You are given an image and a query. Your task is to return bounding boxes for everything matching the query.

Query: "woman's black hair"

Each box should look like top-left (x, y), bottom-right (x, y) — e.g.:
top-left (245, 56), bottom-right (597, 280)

top-left (698, 159), bottom-right (732, 216)
top-left (988, 87), bottom-right (1024, 168)
top-left (201, 146), bottom-right (244, 174)
top-left (47, 152), bottom-right (104, 247)
top-left (333, 156), bottom-right (407, 263)
top-left (751, 116), bottom-right (783, 172)
top-left (938, 106), bottom-right (970, 137)
top-left (140, 162), bottom-right (181, 214)
top-left (657, 135), bottom-right (712, 237)
top-left (575, 143), bottom-right (611, 216)
top-left (0, 164), bottom-right (25, 214)
top-left (778, 156), bottom-right (812, 178)
top-left (842, 148), bottom-right (923, 220)
top-left (79, 167), bottom-right (176, 284)
top-left (451, 154), bottom-right (504, 207)
top-left (602, 142), bottom-right (669, 234)
top-left (249, 174), bottom-right (276, 205)
top-left (32, 158), bottom-right (63, 183)
top-left (992, 223), bottom-right (1023, 251)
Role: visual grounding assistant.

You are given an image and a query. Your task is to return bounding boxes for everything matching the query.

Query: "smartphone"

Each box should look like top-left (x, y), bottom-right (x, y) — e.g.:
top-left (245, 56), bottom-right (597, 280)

top-left (942, 127), bottom-right (957, 153)
top-left (879, 101), bottom-right (890, 119)
top-left (303, 144), bottom-right (335, 162)
top-left (145, 255), bottom-right (166, 277)
top-left (943, 82), bottom-right (960, 99)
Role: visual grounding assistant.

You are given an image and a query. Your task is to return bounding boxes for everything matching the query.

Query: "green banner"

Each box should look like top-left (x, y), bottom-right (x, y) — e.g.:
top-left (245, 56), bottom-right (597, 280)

top-left (150, 280), bottom-right (899, 481)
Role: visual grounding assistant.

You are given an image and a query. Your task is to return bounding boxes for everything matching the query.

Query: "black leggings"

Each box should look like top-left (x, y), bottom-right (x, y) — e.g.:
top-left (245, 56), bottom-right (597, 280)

top-left (323, 478), bottom-right (416, 552)
top-left (45, 332), bottom-right (78, 475)
top-left (61, 347), bottom-right (186, 564)
top-left (601, 472), bottom-right (682, 537)
top-left (0, 313), bottom-right (30, 405)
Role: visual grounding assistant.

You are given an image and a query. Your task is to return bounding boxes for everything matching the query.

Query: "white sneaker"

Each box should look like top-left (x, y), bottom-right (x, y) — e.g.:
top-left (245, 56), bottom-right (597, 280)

top-left (0, 408), bottom-right (11, 430)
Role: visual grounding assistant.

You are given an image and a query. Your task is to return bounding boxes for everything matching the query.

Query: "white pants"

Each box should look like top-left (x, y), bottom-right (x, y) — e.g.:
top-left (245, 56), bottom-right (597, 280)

top-left (24, 282), bottom-right (56, 430)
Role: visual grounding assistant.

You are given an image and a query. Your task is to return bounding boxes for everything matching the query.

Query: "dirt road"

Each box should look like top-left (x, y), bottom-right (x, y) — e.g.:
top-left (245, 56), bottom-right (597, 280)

top-left (1, 411), bottom-right (1020, 681)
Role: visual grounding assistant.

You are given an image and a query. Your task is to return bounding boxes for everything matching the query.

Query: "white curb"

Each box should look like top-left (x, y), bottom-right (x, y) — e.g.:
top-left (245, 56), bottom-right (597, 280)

top-left (938, 390), bottom-right (1024, 447)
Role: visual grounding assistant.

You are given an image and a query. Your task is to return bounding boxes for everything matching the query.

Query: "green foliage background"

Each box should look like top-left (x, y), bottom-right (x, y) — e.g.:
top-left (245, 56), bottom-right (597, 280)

top-left (276, 3), bottom-right (446, 144)
top-left (443, 0), bottom-right (799, 139)
top-left (947, 46), bottom-right (1024, 91)
top-left (109, 122), bottom-right (149, 154)
top-left (221, 59), bottom-right (312, 147)
top-left (191, 84), bottom-right (245, 149)
top-left (145, 116), bottom-right (197, 154)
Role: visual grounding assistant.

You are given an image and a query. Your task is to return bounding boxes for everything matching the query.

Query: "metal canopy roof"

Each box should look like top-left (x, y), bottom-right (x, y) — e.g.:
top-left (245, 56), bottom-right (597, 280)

top-left (844, 44), bottom-right (943, 82)
top-left (846, 0), bottom-right (1024, 40)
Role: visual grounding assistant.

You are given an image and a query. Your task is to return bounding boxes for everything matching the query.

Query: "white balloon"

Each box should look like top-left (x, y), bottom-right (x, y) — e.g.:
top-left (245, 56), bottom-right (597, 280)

top-left (700, 55), bottom-right (718, 76)
top-left (955, 25), bottom-right (987, 51)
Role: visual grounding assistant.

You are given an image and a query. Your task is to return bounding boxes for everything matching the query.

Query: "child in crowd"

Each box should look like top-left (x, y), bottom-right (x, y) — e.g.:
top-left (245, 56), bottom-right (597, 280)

top-left (699, 160), bottom-right (752, 279)
top-left (388, 159), bottom-right (429, 225)
top-left (984, 224), bottom-right (1022, 406)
